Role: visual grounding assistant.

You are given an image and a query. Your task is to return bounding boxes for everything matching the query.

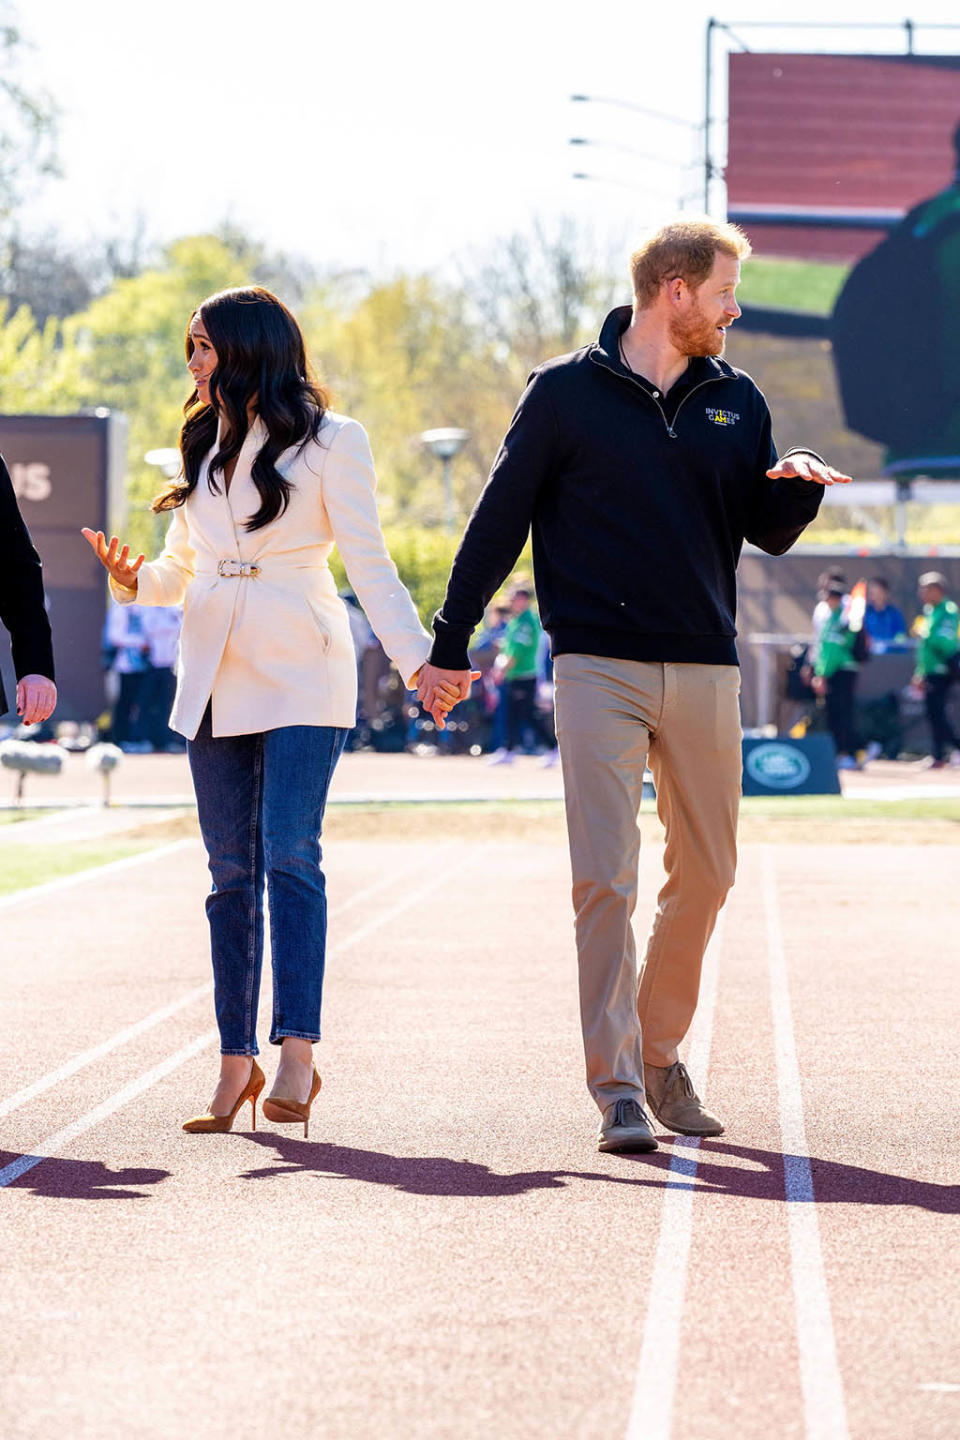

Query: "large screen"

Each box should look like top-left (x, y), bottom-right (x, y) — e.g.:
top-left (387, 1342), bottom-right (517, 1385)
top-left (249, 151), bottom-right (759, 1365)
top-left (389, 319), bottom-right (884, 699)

top-left (726, 52), bottom-right (960, 262)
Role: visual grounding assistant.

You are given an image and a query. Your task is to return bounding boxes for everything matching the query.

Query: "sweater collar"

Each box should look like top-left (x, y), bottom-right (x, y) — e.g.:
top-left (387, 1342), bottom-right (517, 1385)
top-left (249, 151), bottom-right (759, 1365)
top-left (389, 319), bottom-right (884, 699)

top-left (590, 305), bottom-right (737, 388)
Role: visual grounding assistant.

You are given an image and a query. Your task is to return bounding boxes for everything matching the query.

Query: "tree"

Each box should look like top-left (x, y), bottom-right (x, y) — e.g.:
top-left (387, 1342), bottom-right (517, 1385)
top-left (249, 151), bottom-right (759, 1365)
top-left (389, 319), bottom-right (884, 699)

top-left (54, 235), bottom-right (252, 551)
top-left (1, 234), bottom-right (96, 325)
top-left (1, 218), bottom-right (151, 326)
top-left (0, 300), bottom-right (63, 411)
top-left (0, 5), bottom-right (58, 226)
top-left (214, 222), bottom-right (318, 311)
top-left (301, 219), bottom-right (621, 528)
top-left (463, 217), bottom-right (620, 395)
top-left (304, 272), bottom-right (504, 527)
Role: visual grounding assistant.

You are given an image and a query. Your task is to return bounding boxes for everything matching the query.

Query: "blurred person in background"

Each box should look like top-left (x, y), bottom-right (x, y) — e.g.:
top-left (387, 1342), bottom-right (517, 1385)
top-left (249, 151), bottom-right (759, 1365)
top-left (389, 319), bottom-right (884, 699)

top-left (802, 568), bottom-right (849, 691)
top-left (101, 601), bottom-right (151, 751)
top-left (863, 576), bottom-right (907, 653)
top-left (419, 218), bottom-right (850, 1153)
top-left (83, 286), bottom-right (440, 1137)
top-left (472, 600), bottom-right (511, 754)
top-left (340, 590), bottom-right (377, 748)
top-left (536, 625), bottom-right (560, 768)
top-left (912, 571), bottom-right (960, 768)
top-left (142, 604), bottom-right (184, 752)
top-left (812, 581), bottom-right (862, 770)
top-left (811, 569), bottom-right (848, 642)
top-left (486, 585), bottom-right (542, 765)
top-left (0, 452), bottom-right (56, 730)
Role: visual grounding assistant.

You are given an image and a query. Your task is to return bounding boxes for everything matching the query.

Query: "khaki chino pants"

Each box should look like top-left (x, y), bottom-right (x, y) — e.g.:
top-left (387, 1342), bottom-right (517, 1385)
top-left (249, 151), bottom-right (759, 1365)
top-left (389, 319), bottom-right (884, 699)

top-left (553, 655), bottom-right (741, 1111)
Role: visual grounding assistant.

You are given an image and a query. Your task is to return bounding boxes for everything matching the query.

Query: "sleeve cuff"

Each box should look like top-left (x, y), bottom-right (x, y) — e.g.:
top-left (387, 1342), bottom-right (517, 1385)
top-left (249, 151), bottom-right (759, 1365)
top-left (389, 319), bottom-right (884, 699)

top-left (109, 577), bottom-right (139, 605)
top-left (781, 446), bottom-right (827, 466)
top-left (394, 637), bottom-right (433, 690)
top-left (429, 631), bottom-right (473, 672)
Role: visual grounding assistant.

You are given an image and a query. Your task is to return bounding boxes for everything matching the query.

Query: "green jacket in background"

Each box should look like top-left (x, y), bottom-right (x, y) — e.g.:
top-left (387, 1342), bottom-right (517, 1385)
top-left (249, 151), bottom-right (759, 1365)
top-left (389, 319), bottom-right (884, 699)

top-left (501, 608), bottom-right (542, 681)
top-left (916, 598), bottom-right (960, 678)
top-left (814, 607), bottom-right (859, 680)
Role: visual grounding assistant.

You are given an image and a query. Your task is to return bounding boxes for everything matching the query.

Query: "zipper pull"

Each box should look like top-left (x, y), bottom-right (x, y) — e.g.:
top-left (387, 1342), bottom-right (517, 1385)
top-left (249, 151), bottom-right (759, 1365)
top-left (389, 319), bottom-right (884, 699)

top-left (667, 426), bottom-right (677, 439)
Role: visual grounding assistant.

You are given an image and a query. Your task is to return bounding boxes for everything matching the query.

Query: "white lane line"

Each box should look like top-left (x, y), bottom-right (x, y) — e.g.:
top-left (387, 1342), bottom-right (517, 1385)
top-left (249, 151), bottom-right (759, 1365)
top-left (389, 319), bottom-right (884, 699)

top-left (329, 846), bottom-right (485, 957)
top-left (0, 1029), bottom-right (218, 1188)
top-left (0, 852), bottom-right (444, 1120)
top-left (0, 846), bottom-right (483, 1188)
top-left (762, 847), bottom-right (849, 1440)
top-left (0, 983), bottom-right (212, 1119)
top-left (625, 912), bottom-right (724, 1440)
top-left (0, 838), bottom-right (196, 911)
top-left (327, 849), bottom-right (441, 923)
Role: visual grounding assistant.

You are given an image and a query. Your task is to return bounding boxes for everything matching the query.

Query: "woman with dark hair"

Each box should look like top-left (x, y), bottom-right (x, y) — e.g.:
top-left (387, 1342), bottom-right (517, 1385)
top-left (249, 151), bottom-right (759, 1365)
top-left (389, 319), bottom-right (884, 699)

top-left (82, 286), bottom-right (452, 1136)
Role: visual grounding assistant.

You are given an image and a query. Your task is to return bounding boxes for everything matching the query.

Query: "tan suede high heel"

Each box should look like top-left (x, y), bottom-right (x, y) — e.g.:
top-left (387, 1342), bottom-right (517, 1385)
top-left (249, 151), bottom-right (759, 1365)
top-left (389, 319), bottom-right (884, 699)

top-left (262, 1065), bottom-right (322, 1138)
top-left (182, 1060), bottom-right (266, 1134)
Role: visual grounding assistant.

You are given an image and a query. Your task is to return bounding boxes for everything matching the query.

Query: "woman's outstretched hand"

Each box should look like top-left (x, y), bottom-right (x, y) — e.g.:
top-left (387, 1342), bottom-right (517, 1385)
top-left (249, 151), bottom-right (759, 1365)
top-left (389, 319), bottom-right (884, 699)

top-left (81, 529), bottom-right (145, 592)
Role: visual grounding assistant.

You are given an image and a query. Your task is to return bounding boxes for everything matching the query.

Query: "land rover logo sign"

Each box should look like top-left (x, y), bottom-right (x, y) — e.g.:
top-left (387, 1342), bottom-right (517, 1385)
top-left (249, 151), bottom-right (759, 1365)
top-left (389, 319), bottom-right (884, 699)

top-left (745, 742), bottom-right (812, 790)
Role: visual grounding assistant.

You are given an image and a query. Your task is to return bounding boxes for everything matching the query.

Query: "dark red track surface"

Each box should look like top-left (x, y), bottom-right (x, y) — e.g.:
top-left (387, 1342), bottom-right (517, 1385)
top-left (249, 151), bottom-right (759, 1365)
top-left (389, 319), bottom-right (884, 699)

top-left (2, 825), bottom-right (957, 1438)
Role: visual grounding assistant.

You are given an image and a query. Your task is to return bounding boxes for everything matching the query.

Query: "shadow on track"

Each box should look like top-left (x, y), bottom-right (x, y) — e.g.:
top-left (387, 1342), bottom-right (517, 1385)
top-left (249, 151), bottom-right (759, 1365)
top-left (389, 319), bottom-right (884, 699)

top-left (238, 1134), bottom-right (573, 1196)
top-left (619, 1139), bottom-right (960, 1214)
top-left (235, 1134), bottom-right (958, 1213)
top-left (0, 1151), bottom-right (170, 1200)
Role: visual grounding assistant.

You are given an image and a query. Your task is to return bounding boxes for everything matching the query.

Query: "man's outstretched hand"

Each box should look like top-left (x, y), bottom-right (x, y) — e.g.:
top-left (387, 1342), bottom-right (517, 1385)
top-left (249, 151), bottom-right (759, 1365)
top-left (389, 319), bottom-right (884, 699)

top-left (16, 674), bottom-right (57, 726)
top-left (415, 663), bottom-right (480, 730)
top-left (766, 455), bottom-right (852, 487)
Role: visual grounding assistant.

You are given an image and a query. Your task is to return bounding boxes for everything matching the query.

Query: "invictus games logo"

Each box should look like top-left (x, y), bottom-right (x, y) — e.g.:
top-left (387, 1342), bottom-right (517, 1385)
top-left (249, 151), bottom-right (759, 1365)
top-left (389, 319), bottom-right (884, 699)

top-left (745, 742), bottom-right (811, 790)
top-left (706, 407), bottom-right (740, 426)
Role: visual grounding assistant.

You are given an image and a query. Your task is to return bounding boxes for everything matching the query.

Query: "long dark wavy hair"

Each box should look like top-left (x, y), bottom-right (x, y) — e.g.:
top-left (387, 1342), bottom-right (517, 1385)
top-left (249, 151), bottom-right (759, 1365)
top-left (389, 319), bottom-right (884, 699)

top-left (152, 286), bottom-right (330, 531)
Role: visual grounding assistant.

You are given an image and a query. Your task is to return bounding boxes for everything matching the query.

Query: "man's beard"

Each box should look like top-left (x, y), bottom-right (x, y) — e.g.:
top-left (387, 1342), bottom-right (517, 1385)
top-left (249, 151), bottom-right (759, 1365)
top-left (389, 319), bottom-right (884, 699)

top-left (668, 300), bottom-right (725, 357)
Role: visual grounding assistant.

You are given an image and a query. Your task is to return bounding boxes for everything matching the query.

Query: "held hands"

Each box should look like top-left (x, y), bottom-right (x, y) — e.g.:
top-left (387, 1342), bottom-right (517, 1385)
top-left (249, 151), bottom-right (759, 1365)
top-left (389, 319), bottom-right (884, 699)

top-left (414, 663), bottom-right (481, 730)
top-left (766, 455), bottom-right (852, 487)
top-left (81, 529), bottom-right (145, 592)
top-left (16, 674), bottom-right (57, 726)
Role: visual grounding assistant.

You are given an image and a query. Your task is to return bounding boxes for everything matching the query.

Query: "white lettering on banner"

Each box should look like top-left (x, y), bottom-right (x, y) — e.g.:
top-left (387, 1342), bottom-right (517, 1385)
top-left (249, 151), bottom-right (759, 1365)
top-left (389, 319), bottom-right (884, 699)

top-left (10, 462), bottom-right (52, 502)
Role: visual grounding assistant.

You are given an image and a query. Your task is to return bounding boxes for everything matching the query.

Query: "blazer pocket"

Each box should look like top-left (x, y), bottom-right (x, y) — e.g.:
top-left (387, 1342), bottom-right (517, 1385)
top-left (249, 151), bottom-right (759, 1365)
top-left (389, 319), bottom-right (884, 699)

top-left (305, 596), bottom-right (333, 655)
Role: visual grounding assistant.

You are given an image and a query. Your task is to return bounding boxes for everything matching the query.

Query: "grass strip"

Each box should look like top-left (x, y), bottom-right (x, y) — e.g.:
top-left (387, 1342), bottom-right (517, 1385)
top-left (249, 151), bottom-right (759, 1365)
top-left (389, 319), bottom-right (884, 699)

top-left (0, 809), bottom-right (48, 826)
top-left (322, 796), bottom-right (959, 846)
top-left (0, 840), bottom-right (160, 898)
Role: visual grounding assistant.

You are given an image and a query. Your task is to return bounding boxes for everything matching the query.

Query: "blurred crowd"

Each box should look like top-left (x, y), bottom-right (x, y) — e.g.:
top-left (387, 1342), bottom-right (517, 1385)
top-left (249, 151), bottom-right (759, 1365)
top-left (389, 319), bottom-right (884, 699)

top-left (100, 602), bottom-right (184, 753)
top-left (788, 570), bottom-right (960, 769)
top-left (344, 577), bottom-right (558, 762)
top-left (96, 570), bottom-right (960, 773)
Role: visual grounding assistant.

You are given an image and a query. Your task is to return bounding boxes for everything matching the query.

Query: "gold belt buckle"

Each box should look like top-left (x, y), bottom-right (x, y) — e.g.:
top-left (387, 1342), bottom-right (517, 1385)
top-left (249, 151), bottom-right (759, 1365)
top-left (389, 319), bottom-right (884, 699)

top-left (218, 558), bottom-right (260, 578)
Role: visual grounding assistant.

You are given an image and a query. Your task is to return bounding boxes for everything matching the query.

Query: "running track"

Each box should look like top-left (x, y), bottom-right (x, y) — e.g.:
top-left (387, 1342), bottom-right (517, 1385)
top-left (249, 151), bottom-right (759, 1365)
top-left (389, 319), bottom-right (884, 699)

top-left (1, 832), bottom-right (957, 1438)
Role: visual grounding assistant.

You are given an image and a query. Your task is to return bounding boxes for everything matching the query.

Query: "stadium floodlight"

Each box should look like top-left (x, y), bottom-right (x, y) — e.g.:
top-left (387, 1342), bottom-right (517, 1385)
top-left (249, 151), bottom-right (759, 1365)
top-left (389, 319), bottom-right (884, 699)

top-left (420, 428), bottom-right (469, 534)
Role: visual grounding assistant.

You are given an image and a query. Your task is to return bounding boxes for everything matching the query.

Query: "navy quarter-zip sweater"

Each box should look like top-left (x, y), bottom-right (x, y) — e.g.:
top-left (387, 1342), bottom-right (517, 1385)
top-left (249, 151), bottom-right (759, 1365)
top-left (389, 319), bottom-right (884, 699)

top-left (430, 306), bottom-right (825, 671)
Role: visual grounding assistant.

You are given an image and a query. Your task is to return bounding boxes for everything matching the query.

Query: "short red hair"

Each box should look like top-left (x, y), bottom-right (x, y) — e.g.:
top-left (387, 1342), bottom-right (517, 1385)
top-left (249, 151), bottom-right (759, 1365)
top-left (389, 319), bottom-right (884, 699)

top-left (630, 218), bottom-right (752, 306)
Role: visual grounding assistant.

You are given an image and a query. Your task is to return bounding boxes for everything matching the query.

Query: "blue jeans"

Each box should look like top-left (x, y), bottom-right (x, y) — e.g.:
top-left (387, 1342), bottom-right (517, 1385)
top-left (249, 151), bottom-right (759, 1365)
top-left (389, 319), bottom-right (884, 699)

top-left (187, 706), bottom-right (348, 1055)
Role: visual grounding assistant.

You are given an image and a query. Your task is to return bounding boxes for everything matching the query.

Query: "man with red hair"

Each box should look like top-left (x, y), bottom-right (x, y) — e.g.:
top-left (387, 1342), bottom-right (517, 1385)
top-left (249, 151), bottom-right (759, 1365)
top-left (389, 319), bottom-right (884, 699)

top-left (420, 219), bottom-right (850, 1153)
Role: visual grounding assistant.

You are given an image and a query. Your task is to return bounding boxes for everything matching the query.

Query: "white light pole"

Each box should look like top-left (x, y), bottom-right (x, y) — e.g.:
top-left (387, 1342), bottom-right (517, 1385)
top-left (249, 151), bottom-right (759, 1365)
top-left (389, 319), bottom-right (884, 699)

top-left (144, 447), bottom-right (181, 480)
top-left (420, 428), bottom-right (469, 535)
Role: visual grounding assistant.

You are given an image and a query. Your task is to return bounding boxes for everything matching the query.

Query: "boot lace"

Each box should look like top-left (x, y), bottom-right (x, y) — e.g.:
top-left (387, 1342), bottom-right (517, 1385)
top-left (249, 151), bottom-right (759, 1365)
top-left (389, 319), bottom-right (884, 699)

top-left (612, 1098), bottom-right (649, 1128)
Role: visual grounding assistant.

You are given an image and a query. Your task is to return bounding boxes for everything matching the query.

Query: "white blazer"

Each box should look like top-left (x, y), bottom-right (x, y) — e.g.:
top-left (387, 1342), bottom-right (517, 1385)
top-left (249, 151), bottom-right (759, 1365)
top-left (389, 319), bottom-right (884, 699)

top-left (111, 411), bottom-right (431, 739)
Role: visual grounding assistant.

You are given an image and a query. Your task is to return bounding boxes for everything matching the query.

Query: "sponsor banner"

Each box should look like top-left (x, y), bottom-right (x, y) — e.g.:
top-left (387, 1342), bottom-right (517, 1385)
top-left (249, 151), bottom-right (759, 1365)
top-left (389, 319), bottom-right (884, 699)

top-left (741, 735), bottom-right (841, 796)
